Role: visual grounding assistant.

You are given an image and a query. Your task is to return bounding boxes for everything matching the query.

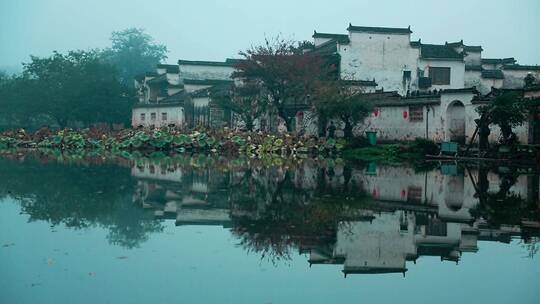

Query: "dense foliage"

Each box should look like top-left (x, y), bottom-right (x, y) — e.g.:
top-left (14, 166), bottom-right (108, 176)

top-left (0, 28), bottom-right (166, 130)
top-left (476, 92), bottom-right (533, 145)
top-left (312, 81), bottom-right (372, 139)
top-left (102, 28), bottom-right (168, 87)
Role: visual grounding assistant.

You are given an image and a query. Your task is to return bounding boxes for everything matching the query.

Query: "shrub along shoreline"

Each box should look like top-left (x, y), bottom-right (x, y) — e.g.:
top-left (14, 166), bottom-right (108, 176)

top-left (0, 128), bottom-right (436, 162)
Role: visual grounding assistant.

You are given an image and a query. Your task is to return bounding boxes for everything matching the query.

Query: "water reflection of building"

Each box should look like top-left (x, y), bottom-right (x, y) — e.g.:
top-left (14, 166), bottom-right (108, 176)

top-left (131, 158), bottom-right (540, 275)
top-left (132, 159), bottom-right (235, 227)
top-left (306, 164), bottom-right (539, 275)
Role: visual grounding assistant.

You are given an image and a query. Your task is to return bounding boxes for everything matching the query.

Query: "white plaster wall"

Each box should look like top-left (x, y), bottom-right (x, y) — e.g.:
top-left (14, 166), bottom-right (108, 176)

top-left (166, 72), bottom-right (181, 85)
top-left (132, 106), bottom-right (185, 128)
top-left (314, 37), bottom-right (333, 46)
top-left (464, 52), bottom-right (481, 66)
top-left (339, 32), bottom-right (419, 95)
top-left (464, 70), bottom-right (484, 93)
top-left (465, 71), bottom-right (504, 94)
top-left (361, 105), bottom-right (432, 142)
top-left (192, 97), bottom-right (210, 108)
top-left (356, 91), bottom-right (529, 143)
top-left (502, 69), bottom-right (540, 89)
top-left (179, 64), bottom-right (234, 80)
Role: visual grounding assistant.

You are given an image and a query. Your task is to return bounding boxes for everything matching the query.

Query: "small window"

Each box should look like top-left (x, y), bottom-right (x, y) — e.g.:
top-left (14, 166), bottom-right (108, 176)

top-left (403, 70), bottom-right (411, 81)
top-left (140, 113), bottom-right (146, 121)
top-left (162, 112), bottom-right (167, 121)
top-left (150, 113), bottom-right (156, 120)
top-left (430, 67), bottom-right (451, 85)
top-left (407, 186), bottom-right (423, 203)
top-left (409, 106), bottom-right (423, 122)
top-left (426, 218), bottom-right (447, 236)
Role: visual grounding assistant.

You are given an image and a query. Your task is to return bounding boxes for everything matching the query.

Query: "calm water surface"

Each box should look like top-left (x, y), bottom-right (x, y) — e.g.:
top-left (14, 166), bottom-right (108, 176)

top-left (1, 154), bottom-right (539, 304)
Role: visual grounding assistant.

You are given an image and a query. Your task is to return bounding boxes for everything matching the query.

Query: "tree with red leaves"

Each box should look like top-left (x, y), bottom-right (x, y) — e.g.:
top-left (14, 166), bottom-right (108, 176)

top-left (234, 37), bottom-right (328, 132)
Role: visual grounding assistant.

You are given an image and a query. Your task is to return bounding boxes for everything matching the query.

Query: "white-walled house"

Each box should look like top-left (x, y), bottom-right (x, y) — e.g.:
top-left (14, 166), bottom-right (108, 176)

top-left (308, 24), bottom-right (540, 144)
top-left (133, 59), bottom-right (236, 128)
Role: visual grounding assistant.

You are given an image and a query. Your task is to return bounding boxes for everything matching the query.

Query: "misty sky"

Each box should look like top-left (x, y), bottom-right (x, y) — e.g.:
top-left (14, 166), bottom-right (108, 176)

top-left (1, 0), bottom-right (540, 71)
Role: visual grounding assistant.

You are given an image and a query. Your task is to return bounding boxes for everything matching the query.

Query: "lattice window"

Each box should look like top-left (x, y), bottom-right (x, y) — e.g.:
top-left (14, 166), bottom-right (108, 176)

top-left (409, 106), bottom-right (423, 122)
top-left (430, 67), bottom-right (451, 85)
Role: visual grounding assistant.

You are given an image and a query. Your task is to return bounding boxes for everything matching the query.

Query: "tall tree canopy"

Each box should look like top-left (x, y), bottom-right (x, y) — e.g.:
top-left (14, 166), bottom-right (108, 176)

top-left (234, 38), bottom-right (328, 131)
top-left (102, 28), bottom-right (168, 87)
top-left (0, 50), bottom-right (135, 129)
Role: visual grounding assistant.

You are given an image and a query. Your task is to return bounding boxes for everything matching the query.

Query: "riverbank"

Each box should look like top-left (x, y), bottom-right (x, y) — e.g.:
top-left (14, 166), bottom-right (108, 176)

top-left (0, 128), bottom-right (435, 161)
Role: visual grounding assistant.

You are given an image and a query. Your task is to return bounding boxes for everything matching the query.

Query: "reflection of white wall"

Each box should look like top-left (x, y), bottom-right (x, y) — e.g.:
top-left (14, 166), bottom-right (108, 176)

top-left (334, 214), bottom-right (416, 273)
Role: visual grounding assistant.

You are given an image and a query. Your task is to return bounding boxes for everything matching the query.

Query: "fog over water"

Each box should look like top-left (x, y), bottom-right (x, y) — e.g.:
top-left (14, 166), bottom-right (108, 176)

top-left (1, 0), bottom-right (540, 72)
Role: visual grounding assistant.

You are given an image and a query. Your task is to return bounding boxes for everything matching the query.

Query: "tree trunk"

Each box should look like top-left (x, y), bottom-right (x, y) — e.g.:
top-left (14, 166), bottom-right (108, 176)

top-left (500, 123), bottom-right (516, 145)
top-left (245, 117), bottom-right (254, 132)
top-left (277, 107), bottom-right (293, 132)
top-left (343, 120), bottom-right (353, 139)
top-left (318, 116), bottom-right (327, 138)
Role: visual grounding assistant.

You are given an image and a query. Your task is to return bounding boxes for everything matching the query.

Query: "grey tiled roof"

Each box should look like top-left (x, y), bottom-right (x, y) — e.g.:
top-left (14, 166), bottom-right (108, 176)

top-left (347, 24), bottom-right (412, 34)
top-left (464, 45), bottom-right (483, 52)
top-left (190, 83), bottom-right (232, 98)
top-left (157, 64), bottom-right (180, 73)
top-left (312, 31), bottom-right (350, 44)
top-left (420, 44), bottom-right (463, 60)
top-left (481, 58), bottom-right (516, 65)
top-left (465, 65), bottom-right (483, 71)
top-left (133, 102), bottom-right (184, 109)
top-left (183, 79), bottom-right (234, 86)
top-left (159, 90), bottom-right (189, 103)
top-left (178, 59), bottom-right (236, 67)
top-left (410, 39), bottom-right (421, 48)
top-left (146, 74), bottom-right (168, 84)
top-left (502, 64), bottom-right (540, 71)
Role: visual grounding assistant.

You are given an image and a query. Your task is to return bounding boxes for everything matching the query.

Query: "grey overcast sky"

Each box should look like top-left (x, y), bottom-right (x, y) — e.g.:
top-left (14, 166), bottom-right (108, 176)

top-left (1, 0), bottom-right (540, 71)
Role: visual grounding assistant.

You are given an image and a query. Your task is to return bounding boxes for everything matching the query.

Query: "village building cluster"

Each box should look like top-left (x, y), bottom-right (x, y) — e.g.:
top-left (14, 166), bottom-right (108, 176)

top-left (133, 24), bottom-right (540, 144)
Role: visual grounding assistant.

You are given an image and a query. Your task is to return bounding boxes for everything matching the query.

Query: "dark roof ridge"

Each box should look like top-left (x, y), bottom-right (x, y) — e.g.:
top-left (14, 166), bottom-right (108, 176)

top-left (502, 64), bottom-right (540, 71)
top-left (347, 24), bottom-right (412, 34)
top-left (178, 59), bottom-right (236, 67)
top-left (313, 31), bottom-right (349, 39)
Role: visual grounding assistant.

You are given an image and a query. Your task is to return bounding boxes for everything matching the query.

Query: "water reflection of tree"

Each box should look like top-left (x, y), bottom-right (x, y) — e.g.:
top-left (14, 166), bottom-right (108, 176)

top-left (230, 164), bottom-right (367, 263)
top-left (0, 157), bottom-right (163, 248)
top-left (469, 166), bottom-right (540, 257)
top-left (470, 167), bottom-right (540, 227)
